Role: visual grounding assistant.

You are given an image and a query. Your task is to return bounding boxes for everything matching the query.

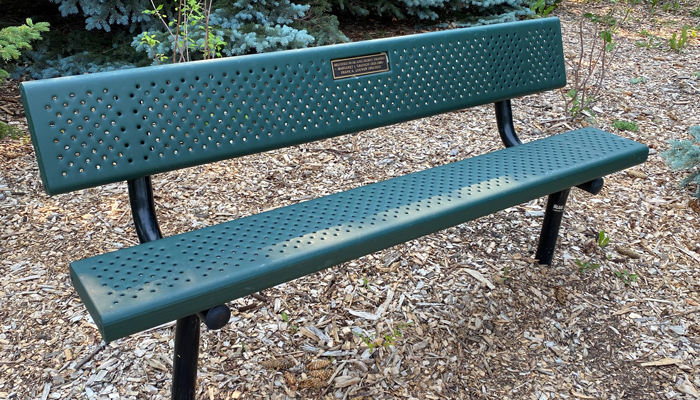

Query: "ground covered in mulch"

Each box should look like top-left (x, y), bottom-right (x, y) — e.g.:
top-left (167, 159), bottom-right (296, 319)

top-left (1, 1), bottom-right (699, 399)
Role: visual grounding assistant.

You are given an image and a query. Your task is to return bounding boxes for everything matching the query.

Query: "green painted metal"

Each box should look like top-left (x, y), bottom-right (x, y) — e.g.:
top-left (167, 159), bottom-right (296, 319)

top-left (21, 18), bottom-right (566, 196)
top-left (70, 128), bottom-right (648, 342)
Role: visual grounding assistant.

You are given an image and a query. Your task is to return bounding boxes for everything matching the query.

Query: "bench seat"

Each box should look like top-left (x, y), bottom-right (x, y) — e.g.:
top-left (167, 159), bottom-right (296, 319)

top-left (71, 127), bottom-right (648, 342)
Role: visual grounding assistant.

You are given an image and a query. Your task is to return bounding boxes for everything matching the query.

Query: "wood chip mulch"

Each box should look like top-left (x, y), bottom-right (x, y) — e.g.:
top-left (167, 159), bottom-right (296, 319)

top-left (0, 2), bottom-right (699, 399)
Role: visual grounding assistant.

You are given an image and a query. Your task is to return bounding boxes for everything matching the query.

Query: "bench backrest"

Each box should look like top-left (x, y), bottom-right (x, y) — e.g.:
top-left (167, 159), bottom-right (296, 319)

top-left (21, 18), bottom-right (566, 195)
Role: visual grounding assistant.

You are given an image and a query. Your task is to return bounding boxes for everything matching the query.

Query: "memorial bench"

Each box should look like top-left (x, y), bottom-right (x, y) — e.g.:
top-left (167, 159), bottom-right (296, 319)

top-left (20, 17), bottom-right (648, 399)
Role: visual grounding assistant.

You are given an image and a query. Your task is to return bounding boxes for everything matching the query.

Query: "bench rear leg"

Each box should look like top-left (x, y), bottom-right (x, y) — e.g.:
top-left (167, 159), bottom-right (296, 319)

top-left (535, 189), bottom-right (571, 266)
top-left (172, 315), bottom-right (200, 400)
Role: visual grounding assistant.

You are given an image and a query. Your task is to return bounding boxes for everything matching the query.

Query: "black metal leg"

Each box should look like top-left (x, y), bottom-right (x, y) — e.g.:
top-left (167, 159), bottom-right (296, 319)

top-left (535, 189), bottom-right (571, 266)
top-left (172, 315), bottom-right (200, 400)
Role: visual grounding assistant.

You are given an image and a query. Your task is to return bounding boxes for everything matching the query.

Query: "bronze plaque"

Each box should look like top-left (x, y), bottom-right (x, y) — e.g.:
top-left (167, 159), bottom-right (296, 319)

top-left (331, 53), bottom-right (389, 79)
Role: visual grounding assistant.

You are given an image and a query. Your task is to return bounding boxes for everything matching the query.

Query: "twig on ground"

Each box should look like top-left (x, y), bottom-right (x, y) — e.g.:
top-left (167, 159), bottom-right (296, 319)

top-left (73, 342), bottom-right (107, 371)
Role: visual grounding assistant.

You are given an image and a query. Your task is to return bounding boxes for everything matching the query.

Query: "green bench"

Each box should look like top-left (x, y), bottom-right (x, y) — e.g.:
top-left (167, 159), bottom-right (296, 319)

top-left (21, 17), bottom-right (648, 399)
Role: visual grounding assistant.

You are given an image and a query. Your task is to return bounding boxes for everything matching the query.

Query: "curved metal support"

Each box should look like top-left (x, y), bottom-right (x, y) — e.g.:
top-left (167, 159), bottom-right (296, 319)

top-left (493, 101), bottom-right (605, 195)
top-left (128, 176), bottom-right (230, 399)
top-left (127, 176), bottom-right (163, 244)
top-left (494, 100), bottom-right (523, 148)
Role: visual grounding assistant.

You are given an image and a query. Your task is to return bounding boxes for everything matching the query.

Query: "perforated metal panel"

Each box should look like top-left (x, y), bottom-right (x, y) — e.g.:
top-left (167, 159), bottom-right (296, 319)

top-left (70, 128), bottom-right (648, 342)
top-left (22, 18), bottom-right (566, 195)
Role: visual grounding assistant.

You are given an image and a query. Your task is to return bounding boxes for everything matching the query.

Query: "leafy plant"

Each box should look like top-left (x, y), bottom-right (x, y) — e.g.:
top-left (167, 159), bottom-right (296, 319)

top-left (280, 311), bottom-right (289, 322)
top-left (0, 121), bottom-right (24, 140)
top-left (691, 6), bottom-right (700, 17)
top-left (669, 26), bottom-right (697, 52)
top-left (575, 258), bottom-right (601, 274)
top-left (597, 230), bottom-right (610, 248)
top-left (615, 269), bottom-right (638, 285)
top-left (500, 266), bottom-right (510, 283)
top-left (635, 35), bottom-right (663, 49)
top-left (661, 126), bottom-right (700, 198)
top-left (0, 18), bottom-right (50, 81)
top-left (662, 0), bottom-right (680, 12)
top-left (694, 71), bottom-right (700, 79)
top-left (139, 0), bottom-right (226, 64)
top-left (564, 89), bottom-right (594, 117)
top-left (561, 3), bottom-right (624, 119)
top-left (354, 323), bottom-right (410, 352)
top-left (612, 120), bottom-right (639, 132)
top-left (530, 0), bottom-right (559, 18)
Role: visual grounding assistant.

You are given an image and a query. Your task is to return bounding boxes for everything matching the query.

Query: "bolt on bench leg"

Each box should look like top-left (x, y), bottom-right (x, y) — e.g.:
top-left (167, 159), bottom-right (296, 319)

top-left (535, 189), bottom-right (571, 266)
top-left (172, 315), bottom-right (200, 400)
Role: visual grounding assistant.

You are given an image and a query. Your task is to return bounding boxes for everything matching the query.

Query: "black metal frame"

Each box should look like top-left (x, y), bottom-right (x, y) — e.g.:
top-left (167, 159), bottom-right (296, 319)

top-left (494, 100), bottom-right (604, 265)
top-left (122, 101), bottom-right (604, 398)
top-left (128, 176), bottom-right (229, 400)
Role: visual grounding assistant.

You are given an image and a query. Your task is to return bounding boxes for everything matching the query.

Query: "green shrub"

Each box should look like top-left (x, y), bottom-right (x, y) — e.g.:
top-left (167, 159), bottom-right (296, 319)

top-left (0, 19), bottom-right (49, 81)
top-left (612, 120), bottom-right (639, 132)
top-left (662, 126), bottom-right (700, 198)
top-left (0, 121), bottom-right (24, 139)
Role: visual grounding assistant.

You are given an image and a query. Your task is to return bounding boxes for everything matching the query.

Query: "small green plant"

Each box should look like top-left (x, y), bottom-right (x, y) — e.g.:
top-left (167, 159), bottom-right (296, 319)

top-left (140, 0), bottom-right (226, 64)
top-left (694, 71), bottom-right (700, 79)
top-left (612, 120), bottom-right (639, 132)
top-left (565, 89), bottom-right (595, 117)
top-left (0, 18), bottom-right (50, 81)
top-left (382, 328), bottom-right (404, 346)
top-left (575, 258), bottom-right (601, 274)
top-left (691, 6), bottom-right (700, 17)
top-left (662, 0), bottom-right (680, 11)
top-left (635, 36), bottom-right (663, 49)
top-left (598, 230), bottom-right (610, 248)
top-left (561, 3), bottom-right (623, 119)
top-left (500, 266), bottom-right (510, 283)
top-left (629, 76), bottom-right (648, 84)
top-left (362, 277), bottom-right (370, 290)
top-left (0, 121), bottom-right (24, 140)
top-left (649, 0), bottom-right (659, 12)
top-left (530, 0), bottom-right (559, 18)
top-left (355, 323), bottom-right (411, 352)
top-left (355, 331), bottom-right (378, 351)
top-left (280, 311), bottom-right (289, 322)
top-left (669, 26), bottom-right (697, 52)
top-left (615, 269), bottom-right (638, 285)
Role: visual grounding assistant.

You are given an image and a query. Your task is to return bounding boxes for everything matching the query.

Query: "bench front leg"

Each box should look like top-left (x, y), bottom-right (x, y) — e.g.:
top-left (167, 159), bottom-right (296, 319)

top-left (172, 315), bottom-right (201, 400)
top-left (535, 189), bottom-right (571, 266)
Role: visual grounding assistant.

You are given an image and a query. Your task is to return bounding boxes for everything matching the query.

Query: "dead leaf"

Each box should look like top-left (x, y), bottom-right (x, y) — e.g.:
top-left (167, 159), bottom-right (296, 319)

top-left (462, 268), bottom-right (495, 290)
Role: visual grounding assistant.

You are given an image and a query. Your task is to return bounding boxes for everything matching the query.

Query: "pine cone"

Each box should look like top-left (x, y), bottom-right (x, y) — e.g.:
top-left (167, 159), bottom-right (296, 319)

top-left (307, 359), bottom-right (331, 370)
top-left (283, 371), bottom-right (297, 389)
top-left (308, 369), bottom-right (333, 380)
top-left (298, 377), bottom-right (326, 389)
top-left (260, 357), bottom-right (295, 370)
